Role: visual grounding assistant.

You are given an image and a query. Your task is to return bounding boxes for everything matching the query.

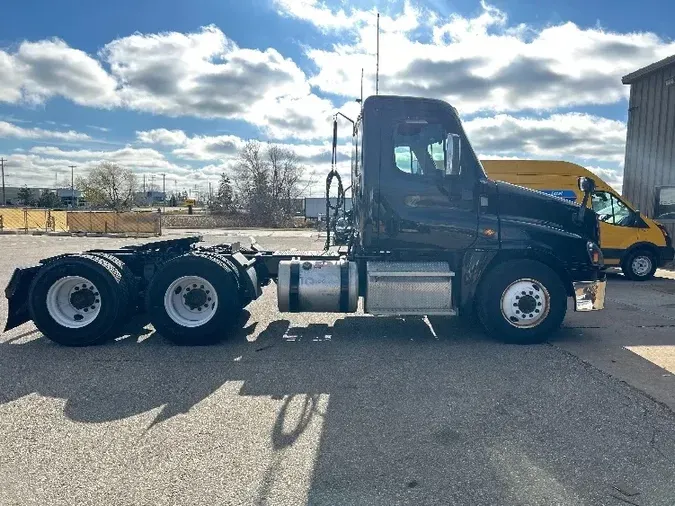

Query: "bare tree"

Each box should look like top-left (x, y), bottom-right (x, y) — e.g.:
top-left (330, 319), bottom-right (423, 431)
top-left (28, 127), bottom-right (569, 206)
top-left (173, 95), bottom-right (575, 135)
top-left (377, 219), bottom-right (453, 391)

top-left (233, 141), bottom-right (310, 226)
top-left (76, 162), bottom-right (137, 211)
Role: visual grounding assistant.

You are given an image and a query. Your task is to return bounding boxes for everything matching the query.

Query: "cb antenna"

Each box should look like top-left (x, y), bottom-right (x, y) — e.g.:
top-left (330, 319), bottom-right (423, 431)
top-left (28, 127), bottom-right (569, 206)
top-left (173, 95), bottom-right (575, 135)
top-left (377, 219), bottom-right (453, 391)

top-left (360, 68), bottom-right (364, 107)
top-left (376, 13), bottom-right (380, 95)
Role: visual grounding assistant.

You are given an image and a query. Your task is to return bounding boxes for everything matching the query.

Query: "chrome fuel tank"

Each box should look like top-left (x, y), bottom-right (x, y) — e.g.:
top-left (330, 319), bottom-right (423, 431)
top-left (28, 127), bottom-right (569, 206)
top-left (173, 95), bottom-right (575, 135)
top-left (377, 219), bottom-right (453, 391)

top-left (277, 258), bottom-right (359, 313)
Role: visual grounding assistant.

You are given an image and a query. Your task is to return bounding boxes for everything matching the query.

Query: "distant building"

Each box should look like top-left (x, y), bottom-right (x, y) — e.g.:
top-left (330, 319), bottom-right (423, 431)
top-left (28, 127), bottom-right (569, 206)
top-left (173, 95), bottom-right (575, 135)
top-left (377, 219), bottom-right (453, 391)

top-left (135, 190), bottom-right (166, 206)
top-left (622, 54), bottom-right (675, 235)
top-left (304, 197), bottom-right (352, 219)
top-left (0, 186), bottom-right (50, 206)
top-left (55, 188), bottom-right (84, 207)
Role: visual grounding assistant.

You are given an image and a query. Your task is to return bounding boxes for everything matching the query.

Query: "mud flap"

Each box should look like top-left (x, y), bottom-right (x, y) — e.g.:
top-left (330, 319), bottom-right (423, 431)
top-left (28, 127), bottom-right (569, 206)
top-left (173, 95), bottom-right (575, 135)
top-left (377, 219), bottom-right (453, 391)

top-left (3, 266), bottom-right (40, 331)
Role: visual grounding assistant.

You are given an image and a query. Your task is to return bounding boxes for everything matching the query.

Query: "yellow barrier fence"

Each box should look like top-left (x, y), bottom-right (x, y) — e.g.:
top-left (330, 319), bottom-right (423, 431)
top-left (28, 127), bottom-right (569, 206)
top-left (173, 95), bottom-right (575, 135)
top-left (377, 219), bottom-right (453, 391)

top-left (0, 208), bottom-right (68, 232)
top-left (67, 211), bottom-right (161, 234)
top-left (0, 208), bottom-right (160, 235)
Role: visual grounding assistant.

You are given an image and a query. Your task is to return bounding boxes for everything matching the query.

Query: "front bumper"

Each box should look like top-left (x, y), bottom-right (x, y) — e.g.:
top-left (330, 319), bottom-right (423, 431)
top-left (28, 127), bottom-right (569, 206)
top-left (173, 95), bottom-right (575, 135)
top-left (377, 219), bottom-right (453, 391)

top-left (573, 278), bottom-right (607, 311)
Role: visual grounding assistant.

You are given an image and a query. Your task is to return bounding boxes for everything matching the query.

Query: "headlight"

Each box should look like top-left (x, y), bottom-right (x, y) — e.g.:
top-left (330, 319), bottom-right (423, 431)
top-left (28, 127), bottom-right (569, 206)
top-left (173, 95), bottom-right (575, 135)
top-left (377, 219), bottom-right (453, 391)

top-left (587, 241), bottom-right (603, 266)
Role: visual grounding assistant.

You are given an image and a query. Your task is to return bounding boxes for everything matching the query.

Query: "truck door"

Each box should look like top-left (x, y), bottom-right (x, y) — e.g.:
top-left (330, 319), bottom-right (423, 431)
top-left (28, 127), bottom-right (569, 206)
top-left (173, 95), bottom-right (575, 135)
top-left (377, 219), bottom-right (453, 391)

top-left (372, 102), bottom-right (479, 253)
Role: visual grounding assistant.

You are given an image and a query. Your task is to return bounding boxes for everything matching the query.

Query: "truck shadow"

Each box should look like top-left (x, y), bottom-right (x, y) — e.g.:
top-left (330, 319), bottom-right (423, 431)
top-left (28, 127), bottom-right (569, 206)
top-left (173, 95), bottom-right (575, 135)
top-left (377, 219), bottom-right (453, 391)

top-left (0, 314), bottom-right (471, 426)
top-left (2, 314), bottom-right (675, 503)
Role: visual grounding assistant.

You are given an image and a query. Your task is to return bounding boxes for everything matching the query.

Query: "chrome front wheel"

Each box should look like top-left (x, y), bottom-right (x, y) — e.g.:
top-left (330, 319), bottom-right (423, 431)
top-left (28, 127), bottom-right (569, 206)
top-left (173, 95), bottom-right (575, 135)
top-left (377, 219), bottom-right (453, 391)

top-left (500, 278), bottom-right (551, 328)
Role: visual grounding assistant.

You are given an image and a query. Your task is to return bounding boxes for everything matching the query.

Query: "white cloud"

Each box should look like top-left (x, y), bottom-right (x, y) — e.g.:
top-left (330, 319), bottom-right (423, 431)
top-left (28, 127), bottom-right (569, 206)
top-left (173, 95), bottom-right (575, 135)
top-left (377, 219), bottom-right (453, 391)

top-left (173, 134), bottom-right (245, 161)
top-left (0, 121), bottom-right (92, 141)
top-left (102, 26), bottom-right (329, 139)
top-left (286, 1), bottom-right (675, 114)
top-left (464, 113), bottom-right (627, 164)
top-left (272, 0), bottom-right (421, 33)
top-left (0, 27), bottom-right (331, 140)
top-left (0, 39), bottom-right (119, 107)
top-left (587, 166), bottom-right (624, 193)
top-left (137, 128), bottom-right (189, 146)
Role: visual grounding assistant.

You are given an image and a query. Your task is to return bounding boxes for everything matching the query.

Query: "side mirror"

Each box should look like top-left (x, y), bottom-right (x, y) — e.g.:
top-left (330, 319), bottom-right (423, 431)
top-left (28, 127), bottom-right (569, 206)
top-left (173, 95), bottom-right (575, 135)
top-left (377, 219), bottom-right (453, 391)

top-left (578, 177), bottom-right (596, 193)
top-left (576, 177), bottom-right (596, 223)
top-left (445, 133), bottom-right (462, 176)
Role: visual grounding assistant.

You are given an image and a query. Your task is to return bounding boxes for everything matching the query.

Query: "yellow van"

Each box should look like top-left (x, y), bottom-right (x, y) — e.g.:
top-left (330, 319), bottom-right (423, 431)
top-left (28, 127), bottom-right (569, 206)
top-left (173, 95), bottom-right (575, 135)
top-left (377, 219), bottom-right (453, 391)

top-left (482, 160), bottom-right (674, 280)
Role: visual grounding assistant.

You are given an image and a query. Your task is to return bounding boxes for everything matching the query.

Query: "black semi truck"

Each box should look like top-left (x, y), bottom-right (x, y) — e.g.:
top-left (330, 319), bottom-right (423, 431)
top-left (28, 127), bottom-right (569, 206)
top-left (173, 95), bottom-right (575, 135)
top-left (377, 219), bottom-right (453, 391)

top-left (3, 95), bottom-right (606, 346)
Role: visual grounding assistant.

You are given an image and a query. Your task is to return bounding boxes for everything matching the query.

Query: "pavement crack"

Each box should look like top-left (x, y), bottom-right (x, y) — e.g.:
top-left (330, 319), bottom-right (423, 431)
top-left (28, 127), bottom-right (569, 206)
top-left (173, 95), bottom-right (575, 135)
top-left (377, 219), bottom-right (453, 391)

top-left (649, 428), bottom-right (675, 465)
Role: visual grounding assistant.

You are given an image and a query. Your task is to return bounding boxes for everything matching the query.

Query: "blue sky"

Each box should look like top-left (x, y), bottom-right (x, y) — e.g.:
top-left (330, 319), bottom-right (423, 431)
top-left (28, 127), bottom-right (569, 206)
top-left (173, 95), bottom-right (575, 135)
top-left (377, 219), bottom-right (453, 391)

top-left (1, 0), bottom-right (674, 195)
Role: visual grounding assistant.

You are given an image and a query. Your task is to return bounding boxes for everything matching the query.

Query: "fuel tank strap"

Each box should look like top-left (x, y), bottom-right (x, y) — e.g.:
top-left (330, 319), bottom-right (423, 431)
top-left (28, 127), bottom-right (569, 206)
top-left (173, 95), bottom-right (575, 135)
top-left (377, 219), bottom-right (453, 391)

top-left (289, 260), bottom-right (300, 312)
top-left (339, 260), bottom-right (349, 312)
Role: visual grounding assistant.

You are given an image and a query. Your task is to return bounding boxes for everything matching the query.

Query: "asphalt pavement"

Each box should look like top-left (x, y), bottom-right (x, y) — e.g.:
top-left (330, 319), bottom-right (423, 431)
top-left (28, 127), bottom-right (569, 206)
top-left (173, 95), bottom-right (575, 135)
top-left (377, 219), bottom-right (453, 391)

top-left (1, 231), bottom-right (675, 506)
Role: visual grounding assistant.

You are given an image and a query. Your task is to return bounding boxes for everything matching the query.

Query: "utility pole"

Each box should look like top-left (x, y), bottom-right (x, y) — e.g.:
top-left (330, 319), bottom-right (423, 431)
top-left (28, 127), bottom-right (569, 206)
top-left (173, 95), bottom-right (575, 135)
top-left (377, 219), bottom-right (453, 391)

top-left (376, 13), bottom-right (380, 95)
top-left (69, 165), bottom-right (76, 208)
top-left (0, 158), bottom-right (6, 206)
top-left (162, 173), bottom-right (166, 211)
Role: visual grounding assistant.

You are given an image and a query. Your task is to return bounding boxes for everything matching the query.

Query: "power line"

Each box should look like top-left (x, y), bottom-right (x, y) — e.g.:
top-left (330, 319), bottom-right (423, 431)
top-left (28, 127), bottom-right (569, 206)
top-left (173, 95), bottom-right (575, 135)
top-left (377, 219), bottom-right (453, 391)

top-left (69, 165), bottom-right (76, 208)
top-left (1, 158), bottom-right (6, 206)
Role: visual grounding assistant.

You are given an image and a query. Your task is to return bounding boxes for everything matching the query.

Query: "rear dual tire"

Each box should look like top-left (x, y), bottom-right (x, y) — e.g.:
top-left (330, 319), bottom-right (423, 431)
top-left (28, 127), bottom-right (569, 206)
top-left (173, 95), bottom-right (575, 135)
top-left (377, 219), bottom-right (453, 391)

top-left (145, 253), bottom-right (242, 345)
top-left (28, 254), bottom-right (133, 346)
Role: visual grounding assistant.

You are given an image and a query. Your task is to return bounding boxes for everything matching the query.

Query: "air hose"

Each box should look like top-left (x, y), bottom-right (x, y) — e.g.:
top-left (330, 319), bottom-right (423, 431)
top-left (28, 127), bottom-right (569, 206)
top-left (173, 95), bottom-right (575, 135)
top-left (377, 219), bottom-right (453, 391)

top-left (325, 116), bottom-right (345, 250)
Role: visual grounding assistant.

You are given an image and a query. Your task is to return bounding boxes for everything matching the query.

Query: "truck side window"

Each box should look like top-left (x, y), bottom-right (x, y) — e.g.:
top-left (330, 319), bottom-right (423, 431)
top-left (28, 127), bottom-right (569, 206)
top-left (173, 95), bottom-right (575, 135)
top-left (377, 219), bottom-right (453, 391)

top-left (591, 191), bottom-right (634, 227)
top-left (393, 122), bottom-right (447, 178)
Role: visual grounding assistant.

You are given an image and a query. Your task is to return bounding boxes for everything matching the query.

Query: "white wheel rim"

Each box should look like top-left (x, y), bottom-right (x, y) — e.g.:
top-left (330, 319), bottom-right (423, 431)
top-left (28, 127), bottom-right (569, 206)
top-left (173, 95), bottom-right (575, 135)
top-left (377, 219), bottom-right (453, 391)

top-left (46, 276), bottom-right (102, 329)
top-left (163, 276), bottom-right (218, 328)
top-left (631, 256), bottom-right (652, 276)
top-left (500, 278), bottom-right (550, 329)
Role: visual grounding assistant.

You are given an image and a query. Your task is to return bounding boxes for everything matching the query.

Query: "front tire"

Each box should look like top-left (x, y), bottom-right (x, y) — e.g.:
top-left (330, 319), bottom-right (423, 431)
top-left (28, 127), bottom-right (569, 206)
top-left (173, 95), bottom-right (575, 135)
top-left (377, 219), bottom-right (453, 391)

top-left (476, 259), bottom-right (567, 344)
top-left (146, 253), bottom-right (242, 345)
top-left (622, 249), bottom-right (656, 281)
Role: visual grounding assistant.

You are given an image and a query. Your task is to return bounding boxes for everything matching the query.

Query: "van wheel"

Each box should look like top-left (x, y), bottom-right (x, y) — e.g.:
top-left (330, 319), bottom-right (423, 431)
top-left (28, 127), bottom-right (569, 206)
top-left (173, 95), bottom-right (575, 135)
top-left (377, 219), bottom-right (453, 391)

top-left (476, 260), bottom-right (567, 344)
top-left (622, 249), bottom-right (656, 281)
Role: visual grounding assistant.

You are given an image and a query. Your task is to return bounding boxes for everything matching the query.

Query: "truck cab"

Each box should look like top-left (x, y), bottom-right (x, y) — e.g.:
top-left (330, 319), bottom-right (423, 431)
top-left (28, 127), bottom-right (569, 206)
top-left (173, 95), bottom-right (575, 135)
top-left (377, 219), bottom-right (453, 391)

top-left (481, 160), bottom-right (674, 280)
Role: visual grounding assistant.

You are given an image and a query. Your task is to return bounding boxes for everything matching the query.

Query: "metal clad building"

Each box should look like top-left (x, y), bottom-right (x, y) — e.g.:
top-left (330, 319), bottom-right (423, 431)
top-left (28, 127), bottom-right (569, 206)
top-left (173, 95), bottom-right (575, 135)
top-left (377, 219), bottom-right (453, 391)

top-left (622, 55), bottom-right (675, 235)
